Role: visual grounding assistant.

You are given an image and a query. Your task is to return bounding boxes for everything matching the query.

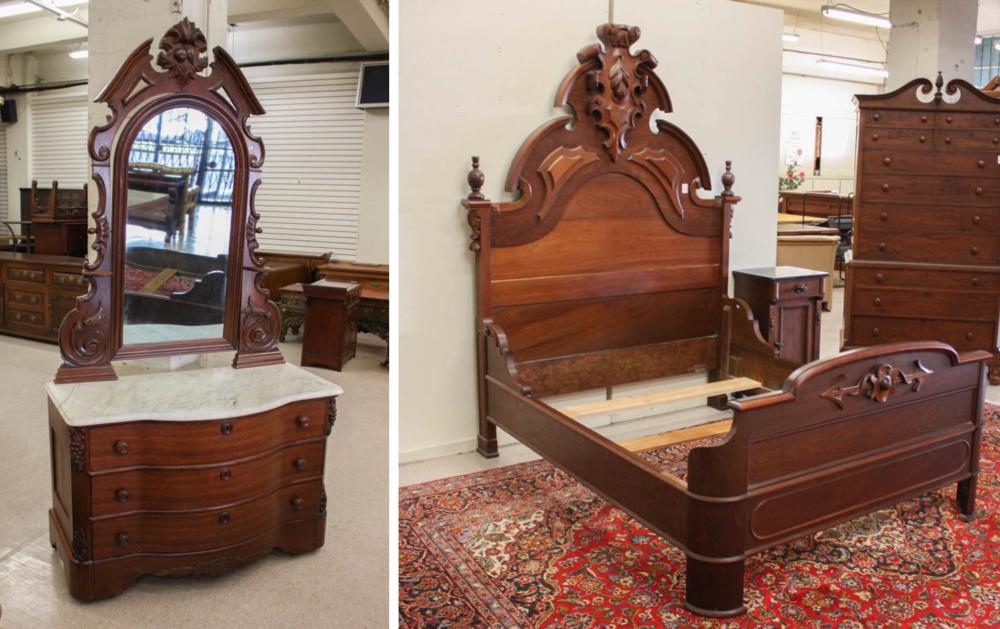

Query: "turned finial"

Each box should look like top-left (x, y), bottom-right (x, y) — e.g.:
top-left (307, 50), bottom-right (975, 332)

top-left (467, 156), bottom-right (485, 200)
top-left (934, 71), bottom-right (944, 101)
top-left (722, 160), bottom-right (735, 196)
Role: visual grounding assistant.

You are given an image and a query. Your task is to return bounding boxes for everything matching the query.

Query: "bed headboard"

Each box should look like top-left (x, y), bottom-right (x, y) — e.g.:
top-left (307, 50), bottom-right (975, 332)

top-left (464, 24), bottom-right (740, 398)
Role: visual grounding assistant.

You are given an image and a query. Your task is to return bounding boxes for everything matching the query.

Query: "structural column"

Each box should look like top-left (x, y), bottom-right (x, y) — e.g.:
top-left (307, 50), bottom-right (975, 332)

top-left (885, 0), bottom-right (978, 89)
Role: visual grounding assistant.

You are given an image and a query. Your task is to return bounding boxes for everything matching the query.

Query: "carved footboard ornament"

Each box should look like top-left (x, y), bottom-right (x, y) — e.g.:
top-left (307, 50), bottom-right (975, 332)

top-left (821, 361), bottom-right (932, 408)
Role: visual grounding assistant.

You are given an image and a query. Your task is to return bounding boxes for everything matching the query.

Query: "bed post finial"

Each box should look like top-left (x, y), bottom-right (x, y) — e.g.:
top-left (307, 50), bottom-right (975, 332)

top-left (722, 160), bottom-right (735, 196)
top-left (467, 156), bottom-right (485, 200)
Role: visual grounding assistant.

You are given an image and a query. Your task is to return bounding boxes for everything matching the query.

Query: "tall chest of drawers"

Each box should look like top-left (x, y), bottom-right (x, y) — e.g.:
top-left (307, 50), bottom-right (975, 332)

top-left (843, 75), bottom-right (1000, 383)
top-left (46, 363), bottom-right (341, 601)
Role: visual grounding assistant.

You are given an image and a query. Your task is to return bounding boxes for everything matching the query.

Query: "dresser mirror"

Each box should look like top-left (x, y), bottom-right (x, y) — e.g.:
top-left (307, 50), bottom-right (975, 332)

top-left (55, 18), bottom-right (284, 383)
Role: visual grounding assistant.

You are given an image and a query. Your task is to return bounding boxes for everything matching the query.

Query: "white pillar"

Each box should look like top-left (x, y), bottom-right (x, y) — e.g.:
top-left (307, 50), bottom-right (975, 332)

top-left (886, 0), bottom-right (978, 90)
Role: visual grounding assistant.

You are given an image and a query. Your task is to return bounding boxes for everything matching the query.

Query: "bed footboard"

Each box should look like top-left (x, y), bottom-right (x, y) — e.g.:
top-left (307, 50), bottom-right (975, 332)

top-left (685, 341), bottom-right (989, 616)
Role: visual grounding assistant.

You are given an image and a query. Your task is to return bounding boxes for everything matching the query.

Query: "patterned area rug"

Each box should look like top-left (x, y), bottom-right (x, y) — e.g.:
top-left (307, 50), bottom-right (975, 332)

top-left (400, 405), bottom-right (1000, 627)
top-left (124, 264), bottom-right (197, 296)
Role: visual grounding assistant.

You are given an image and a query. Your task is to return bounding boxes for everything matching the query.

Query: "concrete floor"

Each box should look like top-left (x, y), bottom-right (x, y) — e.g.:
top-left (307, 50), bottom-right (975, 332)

top-left (0, 335), bottom-right (388, 629)
top-left (401, 287), bottom-right (1000, 486)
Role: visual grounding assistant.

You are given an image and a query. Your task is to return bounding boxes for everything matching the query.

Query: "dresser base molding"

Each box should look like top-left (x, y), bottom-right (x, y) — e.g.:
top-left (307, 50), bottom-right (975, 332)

top-left (49, 509), bottom-right (325, 602)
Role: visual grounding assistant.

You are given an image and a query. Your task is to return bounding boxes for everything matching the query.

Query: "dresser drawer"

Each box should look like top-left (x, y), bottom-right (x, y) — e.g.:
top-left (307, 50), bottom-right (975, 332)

top-left (7, 267), bottom-right (45, 284)
top-left (6, 307), bottom-right (44, 328)
top-left (939, 112), bottom-right (1000, 129)
top-left (935, 129), bottom-right (1000, 150)
top-left (854, 232), bottom-right (999, 266)
top-left (862, 127), bottom-right (934, 148)
top-left (90, 480), bottom-right (324, 560)
top-left (856, 205), bottom-right (1000, 234)
top-left (51, 271), bottom-right (88, 291)
top-left (87, 397), bottom-right (331, 471)
top-left (864, 109), bottom-right (934, 127)
top-left (850, 287), bottom-right (997, 321)
top-left (850, 266), bottom-right (1000, 292)
top-left (862, 150), bottom-right (1000, 177)
top-left (860, 175), bottom-right (1000, 206)
top-left (848, 316), bottom-right (997, 351)
top-left (7, 287), bottom-right (44, 311)
top-left (90, 440), bottom-right (326, 517)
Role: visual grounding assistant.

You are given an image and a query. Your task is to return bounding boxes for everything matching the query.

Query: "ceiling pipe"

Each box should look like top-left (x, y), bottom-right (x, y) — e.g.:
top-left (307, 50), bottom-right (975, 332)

top-left (23, 0), bottom-right (88, 28)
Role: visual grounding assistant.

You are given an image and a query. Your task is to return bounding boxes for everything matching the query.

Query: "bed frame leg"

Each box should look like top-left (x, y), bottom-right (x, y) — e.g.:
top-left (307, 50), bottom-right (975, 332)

top-left (477, 419), bottom-right (498, 458)
top-left (957, 476), bottom-right (977, 522)
top-left (684, 556), bottom-right (746, 618)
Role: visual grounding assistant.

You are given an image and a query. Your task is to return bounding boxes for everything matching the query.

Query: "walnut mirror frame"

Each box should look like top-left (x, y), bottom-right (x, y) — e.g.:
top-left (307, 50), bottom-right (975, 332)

top-left (54, 19), bottom-right (283, 384)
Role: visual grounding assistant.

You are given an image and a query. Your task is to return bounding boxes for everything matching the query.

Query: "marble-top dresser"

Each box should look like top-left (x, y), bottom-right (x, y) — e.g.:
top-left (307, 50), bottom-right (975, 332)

top-left (46, 363), bottom-right (341, 601)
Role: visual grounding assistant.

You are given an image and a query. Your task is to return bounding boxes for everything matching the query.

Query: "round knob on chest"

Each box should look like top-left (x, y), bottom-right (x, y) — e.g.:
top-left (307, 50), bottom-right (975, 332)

top-left (920, 115), bottom-right (928, 123)
top-left (875, 273), bottom-right (884, 282)
top-left (114, 440), bottom-right (129, 455)
top-left (220, 421), bottom-right (234, 436)
top-left (944, 136), bottom-right (952, 144)
top-left (994, 117), bottom-right (999, 125)
top-left (291, 497), bottom-right (305, 511)
top-left (871, 133), bottom-right (880, 141)
top-left (974, 215), bottom-right (982, 225)
top-left (978, 160), bottom-right (986, 168)
top-left (881, 184), bottom-right (890, 192)
top-left (879, 242), bottom-right (887, 251)
top-left (294, 457), bottom-right (307, 471)
top-left (220, 468), bottom-right (231, 481)
top-left (975, 187), bottom-right (984, 196)
top-left (873, 112), bottom-right (881, 121)
top-left (966, 332), bottom-right (975, 341)
top-left (883, 157), bottom-right (891, 166)
top-left (994, 137), bottom-right (999, 145)
top-left (219, 512), bottom-right (231, 525)
top-left (971, 246), bottom-right (980, 255)
top-left (873, 297), bottom-right (882, 306)
top-left (116, 488), bottom-right (129, 503)
top-left (946, 115), bottom-right (954, 123)
top-left (116, 532), bottom-right (129, 548)
top-left (880, 212), bottom-right (888, 221)
top-left (872, 327), bottom-right (880, 337)
top-left (919, 135), bottom-right (927, 143)
top-left (972, 277), bottom-right (981, 287)
top-left (296, 415), bottom-right (310, 429)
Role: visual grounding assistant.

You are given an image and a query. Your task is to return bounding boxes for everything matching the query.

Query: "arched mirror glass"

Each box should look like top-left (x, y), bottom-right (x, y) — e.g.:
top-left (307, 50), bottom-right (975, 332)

top-left (121, 106), bottom-right (235, 345)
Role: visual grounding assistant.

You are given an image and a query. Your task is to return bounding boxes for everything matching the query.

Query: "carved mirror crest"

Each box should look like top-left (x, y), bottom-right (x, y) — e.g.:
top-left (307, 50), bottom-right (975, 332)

top-left (55, 19), bottom-right (283, 384)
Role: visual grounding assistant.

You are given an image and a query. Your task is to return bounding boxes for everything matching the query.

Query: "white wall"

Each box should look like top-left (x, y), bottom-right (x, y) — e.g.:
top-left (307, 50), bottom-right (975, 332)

top-left (399, 0), bottom-right (783, 460)
top-left (356, 108), bottom-right (388, 263)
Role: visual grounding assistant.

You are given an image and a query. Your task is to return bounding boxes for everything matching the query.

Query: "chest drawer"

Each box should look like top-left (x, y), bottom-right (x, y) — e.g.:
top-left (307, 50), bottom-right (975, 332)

top-left (854, 232), bottom-right (999, 266)
top-left (850, 266), bottom-right (1000, 292)
top-left (51, 271), bottom-right (87, 291)
top-left (90, 440), bottom-right (326, 517)
top-left (7, 267), bottom-right (45, 284)
top-left (862, 127), bottom-right (934, 149)
top-left (939, 112), bottom-right (1000, 129)
top-left (6, 307), bottom-right (44, 328)
top-left (90, 480), bottom-right (324, 560)
top-left (87, 397), bottom-right (331, 471)
top-left (848, 316), bottom-right (997, 352)
top-left (7, 287), bottom-right (44, 311)
top-left (856, 205), bottom-right (1000, 234)
top-left (863, 110), bottom-right (934, 127)
top-left (862, 150), bottom-right (1000, 177)
top-left (850, 286), bottom-right (998, 321)
top-left (935, 129), bottom-right (1000, 150)
top-left (860, 175), bottom-right (1000, 206)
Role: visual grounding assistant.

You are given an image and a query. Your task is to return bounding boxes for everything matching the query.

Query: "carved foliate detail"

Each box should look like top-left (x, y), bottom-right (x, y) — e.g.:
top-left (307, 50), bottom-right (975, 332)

top-left (246, 179), bottom-right (265, 266)
top-left (72, 529), bottom-right (88, 562)
top-left (156, 18), bottom-right (209, 86)
top-left (326, 398), bottom-right (337, 435)
top-left (821, 361), bottom-right (933, 409)
top-left (580, 24), bottom-right (659, 160)
top-left (69, 428), bottom-right (86, 472)
top-left (239, 289), bottom-right (280, 354)
top-left (466, 207), bottom-right (482, 252)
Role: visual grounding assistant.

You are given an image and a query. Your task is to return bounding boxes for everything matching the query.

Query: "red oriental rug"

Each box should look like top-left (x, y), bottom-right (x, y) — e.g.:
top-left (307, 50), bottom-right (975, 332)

top-left (399, 405), bottom-right (1000, 627)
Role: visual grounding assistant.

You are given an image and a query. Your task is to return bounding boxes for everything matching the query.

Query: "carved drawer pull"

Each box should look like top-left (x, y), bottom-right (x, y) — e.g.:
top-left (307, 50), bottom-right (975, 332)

top-left (971, 246), bottom-right (980, 255)
top-left (875, 273), bottom-right (884, 282)
top-left (872, 327), bottom-right (880, 337)
top-left (873, 112), bottom-right (881, 121)
top-left (972, 277), bottom-right (981, 287)
top-left (975, 187), bottom-right (984, 196)
top-left (794, 283), bottom-right (807, 294)
top-left (871, 133), bottom-right (880, 141)
top-left (978, 160), bottom-right (986, 168)
top-left (296, 415), bottom-right (310, 429)
top-left (220, 421), bottom-right (234, 436)
top-left (878, 242), bottom-right (887, 251)
top-left (873, 297), bottom-right (882, 306)
top-left (219, 512), bottom-right (231, 525)
top-left (220, 468), bottom-right (231, 481)
top-left (881, 184), bottom-right (890, 192)
top-left (294, 457), bottom-right (307, 471)
top-left (879, 212), bottom-right (888, 221)
top-left (116, 489), bottom-right (129, 503)
top-left (116, 532), bottom-right (129, 548)
top-left (13, 313), bottom-right (20, 321)
top-left (966, 332), bottom-right (975, 341)
top-left (883, 157), bottom-right (891, 166)
top-left (114, 440), bottom-right (129, 455)
top-left (919, 135), bottom-right (927, 143)
top-left (974, 215), bottom-right (982, 225)
top-left (291, 497), bottom-right (305, 511)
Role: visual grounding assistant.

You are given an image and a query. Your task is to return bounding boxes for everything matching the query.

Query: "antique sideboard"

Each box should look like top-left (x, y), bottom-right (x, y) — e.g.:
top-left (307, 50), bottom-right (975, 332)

top-left (0, 252), bottom-right (86, 342)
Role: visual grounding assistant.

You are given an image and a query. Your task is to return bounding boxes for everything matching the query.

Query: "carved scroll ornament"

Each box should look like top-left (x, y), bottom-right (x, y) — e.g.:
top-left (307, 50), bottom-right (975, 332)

top-left (821, 361), bottom-right (933, 409)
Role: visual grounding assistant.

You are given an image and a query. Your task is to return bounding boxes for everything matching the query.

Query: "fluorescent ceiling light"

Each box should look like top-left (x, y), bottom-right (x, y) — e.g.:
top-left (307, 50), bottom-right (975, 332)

top-left (0, 0), bottom-right (86, 20)
top-left (821, 5), bottom-right (892, 29)
top-left (976, 35), bottom-right (984, 45)
top-left (782, 32), bottom-right (800, 42)
top-left (68, 49), bottom-right (87, 59)
top-left (816, 58), bottom-right (888, 78)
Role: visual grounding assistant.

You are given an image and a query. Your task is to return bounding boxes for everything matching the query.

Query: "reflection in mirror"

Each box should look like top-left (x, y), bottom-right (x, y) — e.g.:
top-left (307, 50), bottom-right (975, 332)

top-left (122, 107), bottom-right (234, 345)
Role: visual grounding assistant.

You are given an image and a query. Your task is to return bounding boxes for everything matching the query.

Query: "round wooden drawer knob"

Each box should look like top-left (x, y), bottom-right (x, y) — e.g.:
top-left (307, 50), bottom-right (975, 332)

top-left (994, 117), bottom-right (999, 125)
top-left (883, 157), bottom-right (891, 166)
top-left (873, 297), bottom-right (882, 306)
top-left (920, 115), bottom-right (928, 123)
top-left (879, 242), bottom-right (887, 251)
top-left (220, 421), bottom-right (234, 436)
top-left (220, 468), bottom-right (231, 481)
top-left (879, 212), bottom-right (888, 221)
top-left (296, 415), bottom-right (310, 429)
top-left (294, 457), bottom-right (307, 471)
top-left (971, 246), bottom-right (980, 255)
top-left (116, 489), bottom-right (129, 503)
top-left (919, 135), bottom-right (927, 143)
top-left (875, 273), bottom-right (884, 282)
top-left (116, 532), bottom-right (129, 548)
top-left (881, 184), bottom-right (890, 192)
top-left (946, 115), bottom-right (953, 123)
top-left (872, 328), bottom-right (880, 337)
top-left (114, 440), bottom-right (129, 455)
top-left (794, 283), bottom-right (807, 294)
top-left (219, 512), bottom-right (231, 525)
top-left (291, 497), bottom-right (305, 511)
top-left (972, 277), bottom-right (981, 287)
top-left (872, 133), bottom-right (880, 141)
top-left (966, 332), bottom-right (975, 341)
top-left (974, 215), bottom-right (982, 225)
top-left (975, 187), bottom-right (984, 196)
top-left (944, 136), bottom-right (952, 144)
top-left (993, 137), bottom-right (999, 145)
top-left (978, 160), bottom-right (986, 168)
top-left (873, 113), bottom-right (881, 121)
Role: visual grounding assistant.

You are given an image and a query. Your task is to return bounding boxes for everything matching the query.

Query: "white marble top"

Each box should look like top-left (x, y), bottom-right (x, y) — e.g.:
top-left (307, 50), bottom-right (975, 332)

top-left (46, 363), bottom-right (342, 427)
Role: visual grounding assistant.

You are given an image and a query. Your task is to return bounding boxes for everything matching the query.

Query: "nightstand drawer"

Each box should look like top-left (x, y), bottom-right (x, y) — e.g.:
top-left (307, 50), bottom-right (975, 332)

top-left (90, 440), bottom-right (326, 517)
top-left (777, 277), bottom-right (823, 301)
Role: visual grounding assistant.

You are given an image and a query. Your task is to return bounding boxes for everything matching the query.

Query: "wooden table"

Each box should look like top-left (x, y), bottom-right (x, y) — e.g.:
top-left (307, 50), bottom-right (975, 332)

top-left (777, 223), bottom-right (839, 236)
top-left (777, 212), bottom-right (824, 224)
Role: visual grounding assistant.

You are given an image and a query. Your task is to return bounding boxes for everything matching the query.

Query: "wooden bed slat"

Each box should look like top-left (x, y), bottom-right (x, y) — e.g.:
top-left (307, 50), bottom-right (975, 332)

top-left (619, 419), bottom-right (733, 453)
top-left (556, 377), bottom-right (760, 419)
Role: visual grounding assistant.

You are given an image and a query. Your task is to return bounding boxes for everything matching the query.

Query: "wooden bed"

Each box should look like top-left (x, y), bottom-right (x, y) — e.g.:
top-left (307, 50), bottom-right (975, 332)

top-left (462, 23), bottom-right (989, 617)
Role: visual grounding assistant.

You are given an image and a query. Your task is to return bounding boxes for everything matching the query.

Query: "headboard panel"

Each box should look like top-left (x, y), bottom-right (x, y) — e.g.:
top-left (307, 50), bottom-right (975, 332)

top-left (464, 24), bottom-right (740, 397)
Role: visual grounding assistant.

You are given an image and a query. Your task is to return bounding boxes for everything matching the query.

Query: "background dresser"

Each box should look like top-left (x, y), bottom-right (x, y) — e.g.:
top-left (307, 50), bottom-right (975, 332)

top-left (47, 363), bottom-right (340, 601)
top-left (843, 75), bottom-right (1000, 383)
top-left (0, 252), bottom-right (85, 342)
